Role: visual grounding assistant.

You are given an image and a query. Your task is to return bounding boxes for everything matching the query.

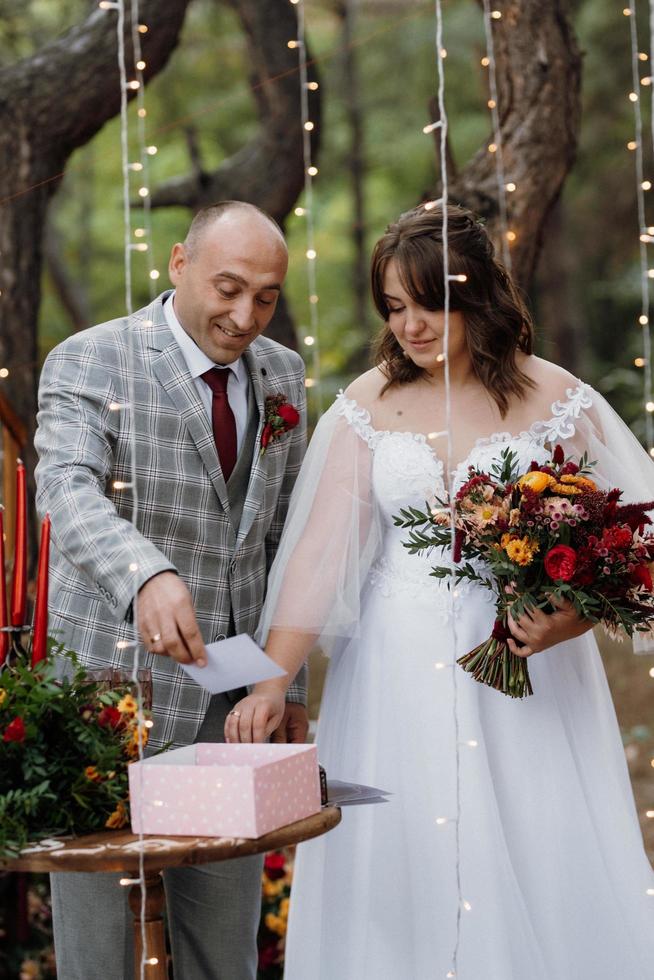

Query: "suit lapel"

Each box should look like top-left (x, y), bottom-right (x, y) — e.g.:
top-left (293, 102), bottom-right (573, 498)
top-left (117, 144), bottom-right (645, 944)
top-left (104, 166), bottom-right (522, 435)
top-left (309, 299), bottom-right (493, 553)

top-left (143, 295), bottom-right (232, 518)
top-left (235, 345), bottom-right (268, 546)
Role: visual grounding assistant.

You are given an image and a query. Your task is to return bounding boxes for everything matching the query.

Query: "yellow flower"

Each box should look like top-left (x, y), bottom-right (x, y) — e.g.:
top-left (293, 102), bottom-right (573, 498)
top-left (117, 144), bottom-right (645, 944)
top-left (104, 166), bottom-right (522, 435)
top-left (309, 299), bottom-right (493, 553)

top-left (0, 690), bottom-right (7, 708)
top-left (549, 482), bottom-right (581, 496)
top-left (265, 912), bottom-right (287, 937)
top-left (517, 471), bottom-right (555, 495)
top-left (125, 723), bottom-right (149, 758)
top-left (559, 473), bottom-right (597, 492)
top-left (117, 694), bottom-right (138, 716)
top-left (85, 765), bottom-right (103, 783)
top-left (262, 878), bottom-right (285, 899)
top-left (279, 897), bottom-right (290, 919)
top-left (503, 535), bottom-right (539, 567)
top-left (105, 800), bottom-right (128, 830)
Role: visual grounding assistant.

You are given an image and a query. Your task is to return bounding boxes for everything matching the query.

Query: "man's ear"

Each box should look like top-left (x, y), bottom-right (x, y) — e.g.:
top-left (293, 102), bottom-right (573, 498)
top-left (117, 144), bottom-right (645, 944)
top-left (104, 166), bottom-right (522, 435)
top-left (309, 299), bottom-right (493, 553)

top-left (168, 243), bottom-right (186, 285)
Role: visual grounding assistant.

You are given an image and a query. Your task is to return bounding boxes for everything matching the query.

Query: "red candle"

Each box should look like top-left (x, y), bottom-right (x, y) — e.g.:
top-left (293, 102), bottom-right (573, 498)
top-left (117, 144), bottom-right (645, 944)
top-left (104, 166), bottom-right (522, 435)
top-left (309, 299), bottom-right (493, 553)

top-left (0, 508), bottom-right (7, 667)
top-left (31, 514), bottom-right (50, 667)
top-left (10, 460), bottom-right (27, 628)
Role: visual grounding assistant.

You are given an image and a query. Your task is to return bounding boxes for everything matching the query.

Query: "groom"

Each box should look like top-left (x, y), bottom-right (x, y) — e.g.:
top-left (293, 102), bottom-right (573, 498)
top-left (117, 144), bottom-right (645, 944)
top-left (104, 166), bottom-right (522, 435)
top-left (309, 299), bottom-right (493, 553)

top-left (34, 201), bottom-right (308, 979)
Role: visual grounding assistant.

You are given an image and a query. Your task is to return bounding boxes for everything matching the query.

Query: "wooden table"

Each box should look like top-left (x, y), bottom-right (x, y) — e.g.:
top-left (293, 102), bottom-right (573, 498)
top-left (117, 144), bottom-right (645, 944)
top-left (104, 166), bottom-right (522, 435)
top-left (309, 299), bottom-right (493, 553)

top-left (2, 806), bottom-right (341, 979)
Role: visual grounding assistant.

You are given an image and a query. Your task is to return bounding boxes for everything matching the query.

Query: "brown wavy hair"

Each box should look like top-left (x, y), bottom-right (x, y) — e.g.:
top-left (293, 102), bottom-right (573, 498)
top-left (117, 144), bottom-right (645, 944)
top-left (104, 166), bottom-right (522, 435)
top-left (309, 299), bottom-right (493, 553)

top-left (371, 202), bottom-right (534, 417)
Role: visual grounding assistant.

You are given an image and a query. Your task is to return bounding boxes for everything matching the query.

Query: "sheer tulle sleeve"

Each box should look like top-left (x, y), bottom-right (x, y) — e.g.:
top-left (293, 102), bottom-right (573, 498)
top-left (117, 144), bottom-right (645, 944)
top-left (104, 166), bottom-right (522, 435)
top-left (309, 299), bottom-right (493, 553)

top-left (255, 394), bottom-right (382, 654)
top-left (549, 384), bottom-right (654, 652)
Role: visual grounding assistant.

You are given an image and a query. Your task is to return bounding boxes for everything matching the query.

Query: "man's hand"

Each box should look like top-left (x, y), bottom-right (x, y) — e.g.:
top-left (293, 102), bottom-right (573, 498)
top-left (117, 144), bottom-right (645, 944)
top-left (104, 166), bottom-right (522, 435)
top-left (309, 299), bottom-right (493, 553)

top-left (270, 703), bottom-right (310, 744)
top-left (507, 595), bottom-right (594, 658)
top-left (137, 571), bottom-right (207, 666)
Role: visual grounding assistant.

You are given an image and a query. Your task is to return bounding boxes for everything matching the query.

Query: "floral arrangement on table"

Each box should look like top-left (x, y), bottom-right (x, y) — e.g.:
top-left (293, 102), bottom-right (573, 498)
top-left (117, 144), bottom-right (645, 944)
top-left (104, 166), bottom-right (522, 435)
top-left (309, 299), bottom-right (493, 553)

top-left (257, 848), bottom-right (294, 979)
top-left (0, 644), bottom-right (149, 860)
top-left (0, 460), bottom-right (149, 860)
top-left (394, 444), bottom-right (654, 698)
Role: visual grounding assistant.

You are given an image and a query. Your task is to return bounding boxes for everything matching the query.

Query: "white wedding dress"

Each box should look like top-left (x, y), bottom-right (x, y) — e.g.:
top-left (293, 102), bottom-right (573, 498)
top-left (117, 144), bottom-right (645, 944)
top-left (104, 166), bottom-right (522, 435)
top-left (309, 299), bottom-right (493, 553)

top-left (262, 382), bottom-right (654, 980)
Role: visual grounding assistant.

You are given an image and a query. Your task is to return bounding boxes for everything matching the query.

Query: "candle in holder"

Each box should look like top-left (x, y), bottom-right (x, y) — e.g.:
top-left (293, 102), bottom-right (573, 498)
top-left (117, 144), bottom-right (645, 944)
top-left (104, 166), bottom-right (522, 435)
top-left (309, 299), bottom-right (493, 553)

top-left (32, 514), bottom-right (50, 667)
top-left (0, 508), bottom-right (7, 667)
top-left (10, 460), bottom-right (27, 629)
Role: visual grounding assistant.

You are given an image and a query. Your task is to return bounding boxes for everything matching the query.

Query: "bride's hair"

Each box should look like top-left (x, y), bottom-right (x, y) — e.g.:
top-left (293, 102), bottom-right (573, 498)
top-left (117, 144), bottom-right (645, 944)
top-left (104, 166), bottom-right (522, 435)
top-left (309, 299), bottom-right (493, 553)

top-left (371, 202), bottom-right (534, 417)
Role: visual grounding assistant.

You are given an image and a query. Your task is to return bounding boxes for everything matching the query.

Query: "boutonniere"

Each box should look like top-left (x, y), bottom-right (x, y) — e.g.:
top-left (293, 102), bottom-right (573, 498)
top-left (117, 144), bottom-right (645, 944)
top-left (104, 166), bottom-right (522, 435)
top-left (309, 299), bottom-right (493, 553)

top-left (260, 394), bottom-right (300, 456)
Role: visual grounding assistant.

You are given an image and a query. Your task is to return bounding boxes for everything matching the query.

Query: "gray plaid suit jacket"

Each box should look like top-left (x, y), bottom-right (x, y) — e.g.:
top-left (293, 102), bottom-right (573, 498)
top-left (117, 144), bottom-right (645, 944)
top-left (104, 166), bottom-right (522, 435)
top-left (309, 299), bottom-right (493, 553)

top-left (34, 291), bottom-right (307, 750)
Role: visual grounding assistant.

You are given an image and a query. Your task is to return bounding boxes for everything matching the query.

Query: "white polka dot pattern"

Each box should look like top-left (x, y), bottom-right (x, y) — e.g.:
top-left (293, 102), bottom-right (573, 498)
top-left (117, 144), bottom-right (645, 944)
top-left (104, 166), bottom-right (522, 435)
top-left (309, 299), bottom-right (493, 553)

top-left (128, 743), bottom-right (321, 838)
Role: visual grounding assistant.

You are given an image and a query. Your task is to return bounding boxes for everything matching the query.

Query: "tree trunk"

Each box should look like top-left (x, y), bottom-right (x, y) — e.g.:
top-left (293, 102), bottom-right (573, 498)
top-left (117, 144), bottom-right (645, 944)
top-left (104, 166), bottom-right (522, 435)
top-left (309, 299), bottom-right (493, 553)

top-left (149, 0), bottom-right (322, 349)
top-left (0, 0), bottom-right (190, 504)
top-left (440, 0), bottom-right (582, 292)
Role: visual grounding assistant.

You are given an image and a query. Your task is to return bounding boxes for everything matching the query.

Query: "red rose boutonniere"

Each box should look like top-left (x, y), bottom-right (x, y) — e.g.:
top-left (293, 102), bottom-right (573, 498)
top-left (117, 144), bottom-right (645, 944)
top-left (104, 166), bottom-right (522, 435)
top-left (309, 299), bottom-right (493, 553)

top-left (260, 394), bottom-right (300, 456)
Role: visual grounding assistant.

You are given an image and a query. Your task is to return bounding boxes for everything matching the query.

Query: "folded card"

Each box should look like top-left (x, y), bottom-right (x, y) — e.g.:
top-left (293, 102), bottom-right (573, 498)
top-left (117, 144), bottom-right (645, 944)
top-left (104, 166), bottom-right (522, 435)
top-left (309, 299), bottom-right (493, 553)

top-left (180, 634), bottom-right (286, 694)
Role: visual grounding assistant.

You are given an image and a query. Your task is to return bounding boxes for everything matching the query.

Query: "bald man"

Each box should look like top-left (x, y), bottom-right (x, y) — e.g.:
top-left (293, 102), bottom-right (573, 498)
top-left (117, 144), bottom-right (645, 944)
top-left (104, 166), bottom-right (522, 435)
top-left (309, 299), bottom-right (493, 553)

top-left (35, 201), bottom-right (308, 980)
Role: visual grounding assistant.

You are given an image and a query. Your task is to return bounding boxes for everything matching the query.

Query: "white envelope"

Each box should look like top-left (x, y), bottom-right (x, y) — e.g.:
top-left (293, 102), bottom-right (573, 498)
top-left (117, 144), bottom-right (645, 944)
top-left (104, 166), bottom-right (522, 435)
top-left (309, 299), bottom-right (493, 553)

top-left (180, 634), bottom-right (286, 694)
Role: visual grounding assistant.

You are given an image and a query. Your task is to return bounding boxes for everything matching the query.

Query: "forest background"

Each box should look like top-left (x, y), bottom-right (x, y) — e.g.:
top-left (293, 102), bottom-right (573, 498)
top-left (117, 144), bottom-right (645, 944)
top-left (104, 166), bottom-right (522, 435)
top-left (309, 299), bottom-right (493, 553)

top-left (1, 0), bottom-right (654, 974)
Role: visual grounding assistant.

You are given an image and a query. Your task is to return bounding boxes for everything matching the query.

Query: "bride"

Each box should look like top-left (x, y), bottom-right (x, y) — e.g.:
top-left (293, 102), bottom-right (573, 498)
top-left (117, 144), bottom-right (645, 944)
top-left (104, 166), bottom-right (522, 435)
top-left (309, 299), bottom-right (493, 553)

top-left (227, 203), bottom-right (654, 979)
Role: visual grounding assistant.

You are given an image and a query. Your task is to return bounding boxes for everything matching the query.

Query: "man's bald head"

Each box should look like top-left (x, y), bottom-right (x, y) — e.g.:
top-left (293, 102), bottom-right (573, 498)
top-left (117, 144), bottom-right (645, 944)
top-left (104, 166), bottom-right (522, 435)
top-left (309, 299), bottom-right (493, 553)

top-left (184, 201), bottom-right (286, 261)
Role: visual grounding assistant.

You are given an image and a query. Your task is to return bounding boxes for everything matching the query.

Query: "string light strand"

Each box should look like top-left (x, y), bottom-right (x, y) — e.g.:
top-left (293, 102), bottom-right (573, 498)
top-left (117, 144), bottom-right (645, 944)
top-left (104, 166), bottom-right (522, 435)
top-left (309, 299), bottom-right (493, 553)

top-left (292, 0), bottom-right (323, 413)
top-left (626, 2), bottom-right (654, 453)
top-left (481, 0), bottom-right (513, 271)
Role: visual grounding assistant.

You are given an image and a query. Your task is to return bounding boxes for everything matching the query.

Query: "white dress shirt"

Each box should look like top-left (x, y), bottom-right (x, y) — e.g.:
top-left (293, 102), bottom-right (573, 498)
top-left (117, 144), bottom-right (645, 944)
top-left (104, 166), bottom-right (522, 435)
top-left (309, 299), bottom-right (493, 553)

top-left (163, 292), bottom-right (250, 453)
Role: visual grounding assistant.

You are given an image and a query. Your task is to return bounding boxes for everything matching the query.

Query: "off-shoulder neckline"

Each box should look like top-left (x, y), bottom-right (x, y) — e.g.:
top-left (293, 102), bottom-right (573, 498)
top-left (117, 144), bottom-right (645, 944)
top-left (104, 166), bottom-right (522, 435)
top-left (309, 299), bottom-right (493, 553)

top-left (334, 380), bottom-right (594, 476)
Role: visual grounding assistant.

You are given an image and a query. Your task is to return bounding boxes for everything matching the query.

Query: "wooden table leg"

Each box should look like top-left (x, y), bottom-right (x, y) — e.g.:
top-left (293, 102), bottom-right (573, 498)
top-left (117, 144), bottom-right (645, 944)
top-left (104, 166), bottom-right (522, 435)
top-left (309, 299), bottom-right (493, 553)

top-left (128, 871), bottom-right (168, 980)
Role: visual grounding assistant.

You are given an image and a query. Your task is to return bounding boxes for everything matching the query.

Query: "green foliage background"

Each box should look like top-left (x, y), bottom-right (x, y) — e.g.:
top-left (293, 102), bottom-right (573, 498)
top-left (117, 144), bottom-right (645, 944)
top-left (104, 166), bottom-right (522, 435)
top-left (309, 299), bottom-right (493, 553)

top-left (2, 0), bottom-right (653, 426)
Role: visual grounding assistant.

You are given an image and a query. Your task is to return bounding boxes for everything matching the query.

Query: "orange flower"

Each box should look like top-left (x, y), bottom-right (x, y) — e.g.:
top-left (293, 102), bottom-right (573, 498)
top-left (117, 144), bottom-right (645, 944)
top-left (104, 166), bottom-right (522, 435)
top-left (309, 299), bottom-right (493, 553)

top-left (117, 694), bottom-right (138, 716)
top-left (84, 765), bottom-right (103, 783)
top-left (559, 473), bottom-right (597, 492)
top-left (549, 482), bottom-right (582, 496)
top-left (105, 800), bottom-right (128, 830)
top-left (517, 471), bottom-right (555, 494)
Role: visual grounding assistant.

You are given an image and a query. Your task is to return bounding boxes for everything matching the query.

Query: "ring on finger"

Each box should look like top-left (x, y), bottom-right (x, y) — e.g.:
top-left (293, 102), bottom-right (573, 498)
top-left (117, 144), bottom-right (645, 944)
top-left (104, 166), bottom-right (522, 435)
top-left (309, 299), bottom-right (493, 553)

top-left (229, 709), bottom-right (241, 718)
top-left (149, 633), bottom-right (162, 644)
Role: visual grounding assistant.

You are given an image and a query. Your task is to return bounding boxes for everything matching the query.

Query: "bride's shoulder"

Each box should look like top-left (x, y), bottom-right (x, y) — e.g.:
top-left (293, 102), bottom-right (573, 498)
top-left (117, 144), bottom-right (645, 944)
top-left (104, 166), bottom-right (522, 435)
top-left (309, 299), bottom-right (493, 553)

top-left (519, 355), bottom-right (588, 410)
top-left (341, 367), bottom-right (387, 409)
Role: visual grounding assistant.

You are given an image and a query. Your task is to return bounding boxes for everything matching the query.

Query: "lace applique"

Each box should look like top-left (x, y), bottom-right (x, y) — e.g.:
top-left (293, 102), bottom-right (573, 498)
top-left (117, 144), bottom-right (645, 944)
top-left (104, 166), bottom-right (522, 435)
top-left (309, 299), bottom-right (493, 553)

top-left (529, 382), bottom-right (594, 443)
top-left (367, 553), bottom-right (494, 618)
top-left (335, 391), bottom-right (379, 448)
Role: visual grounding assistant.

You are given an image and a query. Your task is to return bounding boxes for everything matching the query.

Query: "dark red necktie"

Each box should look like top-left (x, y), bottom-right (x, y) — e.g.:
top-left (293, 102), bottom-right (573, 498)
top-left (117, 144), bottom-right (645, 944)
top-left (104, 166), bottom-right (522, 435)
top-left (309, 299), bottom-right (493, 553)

top-left (201, 367), bottom-right (237, 481)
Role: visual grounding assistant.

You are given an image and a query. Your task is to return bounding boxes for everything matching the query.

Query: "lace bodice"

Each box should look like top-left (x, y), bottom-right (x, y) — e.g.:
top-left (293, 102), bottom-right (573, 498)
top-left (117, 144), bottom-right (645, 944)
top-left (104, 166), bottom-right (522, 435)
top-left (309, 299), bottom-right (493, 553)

top-left (335, 383), bottom-right (594, 605)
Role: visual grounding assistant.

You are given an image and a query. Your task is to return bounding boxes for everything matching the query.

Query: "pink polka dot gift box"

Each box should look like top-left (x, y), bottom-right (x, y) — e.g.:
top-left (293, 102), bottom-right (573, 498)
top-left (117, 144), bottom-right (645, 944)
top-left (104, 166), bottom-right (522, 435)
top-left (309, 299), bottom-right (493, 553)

top-left (128, 742), bottom-right (321, 838)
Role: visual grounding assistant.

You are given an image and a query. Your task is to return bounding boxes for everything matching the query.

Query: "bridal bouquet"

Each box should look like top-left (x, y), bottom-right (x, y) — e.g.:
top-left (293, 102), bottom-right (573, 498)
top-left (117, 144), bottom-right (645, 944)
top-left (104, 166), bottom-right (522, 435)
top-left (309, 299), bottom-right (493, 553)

top-left (0, 643), bottom-right (150, 859)
top-left (394, 444), bottom-right (654, 698)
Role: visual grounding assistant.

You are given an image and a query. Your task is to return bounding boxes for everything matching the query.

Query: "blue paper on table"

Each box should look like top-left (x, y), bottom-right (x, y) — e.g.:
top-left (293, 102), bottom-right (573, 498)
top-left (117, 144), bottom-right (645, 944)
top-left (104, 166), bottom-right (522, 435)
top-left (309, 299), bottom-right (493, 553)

top-left (180, 634), bottom-right (286, 694)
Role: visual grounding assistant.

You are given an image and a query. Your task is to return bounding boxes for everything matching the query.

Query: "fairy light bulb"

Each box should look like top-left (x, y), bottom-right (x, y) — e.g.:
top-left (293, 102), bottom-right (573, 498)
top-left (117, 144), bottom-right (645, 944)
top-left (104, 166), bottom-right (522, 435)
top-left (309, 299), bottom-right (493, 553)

top-left (309, 294), bottom-right (319, 304)
top-left (134, 228), bottom-right (146, 237)
top-left (423, 121), bottom-right (442, 134)
top-left (127, 80), bottom-right (140, 91)
top-left (129, 162), bottom-right (143, 171)
top-left (487, 98), bottom-right (497, 108)
top-left (639, 314), bottom-right (649, 324)
top-left (138, 23), bottom-right (148, 33)
top-left (507, 230), bottom-right (517, 242)
top-left (0, 368), bottom-right (8, 379)
top-left (307, 165), bottom-right (318, 176)
top-left (295, 207), bottom-right (306, 216)
top-left (129, 563), bottom-right (139, 572)
top-left (146, 145), bottom-right (158, 155)
top-left (304, 336), bottom-right (315, 346)
top-left (304, 121), bottom-right (314, 131)
top-left (629, 92), bottom-right (639, 102)
top-left (288, 39), bottom-right (299, 49)
top-left (506, 182), bottom-right (516, 192)
top-left (307, 81), bottom-right (319, 91)
top-left (649, 668), bottom-right (654, 678)
top-left (643, 181), bottom-right (652, 190)
top-left (491, 9), bottom-right (502, 18)
top-left (488, 142), bottom-right (498, 153)
top-left (481, 56), bottom-right (490, 67)
top-left (136, 60), bottom-right (146, 71)
top-left (149, 269), bottom-right (160, 280)
top-left (628, 140), bottom-right (638, 150)
top-left (434, 661), bottom-right (446, 669)
top-left (436, 817), bottom-right (448, 825)
top-left (305, 378), bottom-right (316, 388)
top-left (440, 48), bottom-right (447, 59)
top-left (635, 357), bottom-right (647, 367)
top-left (137, 108), bottom-right (147, 118)
top-left (306, 248), bottom-right (317, 260)
top-left (138, 187), bottom-right (149, 198)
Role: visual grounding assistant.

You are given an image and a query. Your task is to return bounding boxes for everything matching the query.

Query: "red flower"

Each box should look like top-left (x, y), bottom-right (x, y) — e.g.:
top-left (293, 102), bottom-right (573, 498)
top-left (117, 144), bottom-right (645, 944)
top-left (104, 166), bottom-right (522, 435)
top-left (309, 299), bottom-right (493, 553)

top-left (602, 525), bottom-right (632, 551)
top-left (264, 851), bottom-right (287, 880)
top-left (97, 706), bottom-right (123, 729)
top-left (560, 462), bottom-right (579, 476)
top-left (3, 716), bottom-right (26, 743)
top-left (261, 423), bottom-right (273, 449)
top-left (552, 444), bottom-right (565, 466)
top-left (630, 564), bottom-right (653, 591)
top-left (544, 544), bottom-right (578, 582)
top-left (277, 403), bottom-right (300, 427)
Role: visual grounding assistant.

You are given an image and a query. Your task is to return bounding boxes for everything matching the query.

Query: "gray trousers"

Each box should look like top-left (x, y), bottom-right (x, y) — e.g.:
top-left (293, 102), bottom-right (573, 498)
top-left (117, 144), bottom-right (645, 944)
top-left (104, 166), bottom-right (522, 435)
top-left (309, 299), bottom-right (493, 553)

top-left (51, 692), bottom-right (264, 980)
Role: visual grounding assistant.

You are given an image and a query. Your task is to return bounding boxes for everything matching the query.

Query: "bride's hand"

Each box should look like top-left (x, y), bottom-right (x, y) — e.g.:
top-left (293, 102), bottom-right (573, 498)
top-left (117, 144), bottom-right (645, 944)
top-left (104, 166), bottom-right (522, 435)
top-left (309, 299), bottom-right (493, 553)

top-left (224, 682), bottom-right (286, 743)
top-left (506, 595), bottom-right (594, 658)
